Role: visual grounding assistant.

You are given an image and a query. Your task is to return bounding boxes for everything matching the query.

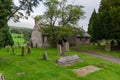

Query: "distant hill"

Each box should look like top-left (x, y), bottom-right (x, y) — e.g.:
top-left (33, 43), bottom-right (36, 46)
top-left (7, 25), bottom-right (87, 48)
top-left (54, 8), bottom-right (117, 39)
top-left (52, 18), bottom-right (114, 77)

top-left (10, 26), bottom-right (32, 42)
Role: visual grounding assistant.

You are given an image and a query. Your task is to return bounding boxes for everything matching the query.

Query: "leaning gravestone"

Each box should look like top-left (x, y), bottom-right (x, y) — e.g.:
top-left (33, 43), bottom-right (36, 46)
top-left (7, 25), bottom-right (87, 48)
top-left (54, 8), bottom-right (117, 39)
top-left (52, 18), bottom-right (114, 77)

top-left (57, 45), bottom-right (62, 55)
top-left (0, 74), bottom-right (4, 80)
top-left (56, 55), bottom-right (81, 66)
top-left (64, 42), bottom-right (69, 52)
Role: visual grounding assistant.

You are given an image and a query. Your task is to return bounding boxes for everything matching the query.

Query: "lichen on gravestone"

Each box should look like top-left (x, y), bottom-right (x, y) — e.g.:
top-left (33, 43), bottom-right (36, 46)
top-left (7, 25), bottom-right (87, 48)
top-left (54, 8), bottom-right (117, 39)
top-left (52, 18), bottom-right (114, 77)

top-left (42, 52), bottom-right (48, 60)
top-left (56, 55), bottom-right (82, 66)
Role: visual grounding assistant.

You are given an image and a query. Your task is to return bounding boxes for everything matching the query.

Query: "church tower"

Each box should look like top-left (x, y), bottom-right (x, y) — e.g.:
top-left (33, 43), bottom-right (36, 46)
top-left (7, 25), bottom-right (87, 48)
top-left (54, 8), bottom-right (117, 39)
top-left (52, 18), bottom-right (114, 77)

top-left (30, 17), bottom-right (43, 47)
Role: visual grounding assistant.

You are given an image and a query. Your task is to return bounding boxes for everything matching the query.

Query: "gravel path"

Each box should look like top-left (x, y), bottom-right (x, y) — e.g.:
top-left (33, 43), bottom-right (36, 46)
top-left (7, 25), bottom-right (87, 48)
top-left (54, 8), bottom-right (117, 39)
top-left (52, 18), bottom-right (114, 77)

top-left (79, 50), bottom-right (120, 64)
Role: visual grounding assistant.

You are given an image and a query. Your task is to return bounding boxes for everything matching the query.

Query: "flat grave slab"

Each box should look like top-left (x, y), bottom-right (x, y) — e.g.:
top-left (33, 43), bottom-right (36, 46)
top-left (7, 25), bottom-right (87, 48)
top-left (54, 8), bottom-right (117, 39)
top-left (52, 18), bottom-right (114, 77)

top-left (72, 65), bottom-right (101, 76)
top-left (56, 55), bottom-right (82, 66)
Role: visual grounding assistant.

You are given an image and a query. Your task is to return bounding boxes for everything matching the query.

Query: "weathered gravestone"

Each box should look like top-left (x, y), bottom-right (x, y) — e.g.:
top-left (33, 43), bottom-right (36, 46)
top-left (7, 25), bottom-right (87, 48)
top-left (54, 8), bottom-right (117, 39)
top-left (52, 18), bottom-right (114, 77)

top-left (5, 45), bottom-right (10, 52)
top-left (27, 46), bottom-right (31, 54)
top-left (17, 42), bottom-right (21, 48)
top-left (12, 46), bottom-right (15, 55)
top-left (57, 45), bottom-right (62, 55)
top-left (56, 55), bottom-right (81, 66)
top-left (105, 41), bottom-right (111, 51)
top-left (0, 74), bottom-right (4, 80)
top-left (42, 52), bottom-right (48, 60)
top-left (21, 46), bottom-right (25, 56)
top-left (64, 42), bottom-right (69, 52)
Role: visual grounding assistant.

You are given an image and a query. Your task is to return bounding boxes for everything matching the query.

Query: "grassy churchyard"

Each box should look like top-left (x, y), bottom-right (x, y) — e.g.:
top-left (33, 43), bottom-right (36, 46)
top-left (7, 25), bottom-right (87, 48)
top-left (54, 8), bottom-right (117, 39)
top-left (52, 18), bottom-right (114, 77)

top-left (0, 46), bottom-right (120, 80)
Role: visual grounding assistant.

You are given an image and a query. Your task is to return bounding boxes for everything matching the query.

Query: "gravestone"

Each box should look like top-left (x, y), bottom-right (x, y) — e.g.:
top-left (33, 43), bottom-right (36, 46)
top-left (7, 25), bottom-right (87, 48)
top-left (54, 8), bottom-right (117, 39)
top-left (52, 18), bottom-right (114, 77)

top-left (56, 55), bottom-right (81, 66)
top-left (21, 46), bottom-right (25, 56)
top-left (27, 46), bottom-right (31, 54)
top-left (105, 41), bottom-right (111, 51)
top-left (64, 42), bottom-right (69, 52)
top-left (12, 46), bottom-right (15, 55)
top-left (17, 42), bottom-right (21, 48)
top-left (0, 74), bottom-right (4, 80)
top-left (57, 45), bottom-right (62, 55)
top-left (5, 45), bottom-right (10, 52)
top-left (42, 52), bottom-right (48, 60)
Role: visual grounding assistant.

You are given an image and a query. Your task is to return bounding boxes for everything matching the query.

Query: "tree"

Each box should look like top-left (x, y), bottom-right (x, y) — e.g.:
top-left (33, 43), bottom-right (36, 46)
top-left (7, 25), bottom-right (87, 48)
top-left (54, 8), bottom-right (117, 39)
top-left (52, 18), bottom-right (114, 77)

top-left (40, 0), bottom-right (84, 47)
top-left (0, 0), bottom-right (42, 48)
top-left (88, 0), bottom-right (120, 43)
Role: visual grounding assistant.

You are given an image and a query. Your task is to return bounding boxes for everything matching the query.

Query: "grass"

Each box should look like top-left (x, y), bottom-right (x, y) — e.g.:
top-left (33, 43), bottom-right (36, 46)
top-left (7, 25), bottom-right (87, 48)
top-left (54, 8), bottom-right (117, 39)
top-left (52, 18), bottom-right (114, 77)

top-left (76, 45), bottom-right (120, 58)
top-left (11, 33), bottom-right (25, 45)
top-left (0, 47), bottom-right (120, 80)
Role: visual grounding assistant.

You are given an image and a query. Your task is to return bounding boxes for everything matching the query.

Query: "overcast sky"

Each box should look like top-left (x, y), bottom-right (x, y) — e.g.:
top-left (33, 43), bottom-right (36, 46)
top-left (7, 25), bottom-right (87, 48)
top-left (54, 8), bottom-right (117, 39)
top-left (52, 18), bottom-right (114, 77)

top-left (8, 0), bottom-right (101, 31)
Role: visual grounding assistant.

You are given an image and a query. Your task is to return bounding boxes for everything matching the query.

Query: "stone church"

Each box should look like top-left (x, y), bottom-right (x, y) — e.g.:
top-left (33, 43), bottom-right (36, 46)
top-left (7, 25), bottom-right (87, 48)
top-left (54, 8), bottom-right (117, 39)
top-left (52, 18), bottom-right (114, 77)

top-left (30, 18), bottom-right (90, 47)
top-left (30, 19), bottom-right (49, 48)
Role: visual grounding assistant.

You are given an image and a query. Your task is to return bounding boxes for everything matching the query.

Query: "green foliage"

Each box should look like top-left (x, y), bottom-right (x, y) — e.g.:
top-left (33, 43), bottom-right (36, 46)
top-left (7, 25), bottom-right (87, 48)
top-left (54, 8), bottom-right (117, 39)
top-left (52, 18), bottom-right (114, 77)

top-left (39, 0), bottom-right (84, 47)
top-left (88, 0), bottom-right (120, 41)
top-left (0, 0), bottom-right (41, 48)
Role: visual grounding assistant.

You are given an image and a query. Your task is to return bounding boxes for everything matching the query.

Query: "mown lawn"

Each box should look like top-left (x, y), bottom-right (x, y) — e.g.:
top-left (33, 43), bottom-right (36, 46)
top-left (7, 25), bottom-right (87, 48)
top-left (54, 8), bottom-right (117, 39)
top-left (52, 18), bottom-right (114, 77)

top-left (0, 47), bottom-right (120, 80)
top-left (76, 45), bottom-right (120, 58)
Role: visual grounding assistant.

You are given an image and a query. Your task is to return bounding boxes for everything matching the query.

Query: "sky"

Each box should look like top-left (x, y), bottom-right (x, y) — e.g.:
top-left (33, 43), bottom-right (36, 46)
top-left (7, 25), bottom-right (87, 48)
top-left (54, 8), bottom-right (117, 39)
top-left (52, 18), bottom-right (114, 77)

top-left (8, 0), bottom-right (101, 31)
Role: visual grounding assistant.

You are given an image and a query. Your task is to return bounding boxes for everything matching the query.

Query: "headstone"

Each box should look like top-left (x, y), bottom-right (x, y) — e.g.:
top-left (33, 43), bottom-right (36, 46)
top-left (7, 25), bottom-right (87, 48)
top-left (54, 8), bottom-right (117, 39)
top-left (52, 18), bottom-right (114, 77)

top-left (27, 46), bottom-right (31, 54)
top-left (57, 45), bottom-right (62, 55)
top-left (17, 42), bottom-right (21, 48)
top-left (5, 45), bottom-right (10, 52)
top-left (12, 46), bottom-right (15, 55)
top-left (0, 74), bottom-right (4, 80)
top-left (42, 52), bottom-right (48, 60)
top-left (105, 41), bottom-right (111, 51)
top-left (64, 42), bottom-right (69, 52)
top-left (56, 55), bottom-right (81, 66)
top-left (21, 46), bottom-right (25, 56)
top-left (30, 41), bottom-right (33, 48)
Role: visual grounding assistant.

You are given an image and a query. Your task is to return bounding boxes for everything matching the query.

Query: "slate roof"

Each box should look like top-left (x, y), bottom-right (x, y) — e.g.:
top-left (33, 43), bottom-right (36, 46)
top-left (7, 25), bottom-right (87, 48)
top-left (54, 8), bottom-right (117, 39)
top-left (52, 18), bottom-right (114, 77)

top-left (76, 32), bottom-right (91, 38)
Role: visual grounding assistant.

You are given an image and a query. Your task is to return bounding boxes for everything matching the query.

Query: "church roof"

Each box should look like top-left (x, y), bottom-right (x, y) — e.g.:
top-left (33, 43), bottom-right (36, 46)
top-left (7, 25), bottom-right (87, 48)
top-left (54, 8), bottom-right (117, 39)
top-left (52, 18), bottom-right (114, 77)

top-left (76, 32), bottom-right (91, 38)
